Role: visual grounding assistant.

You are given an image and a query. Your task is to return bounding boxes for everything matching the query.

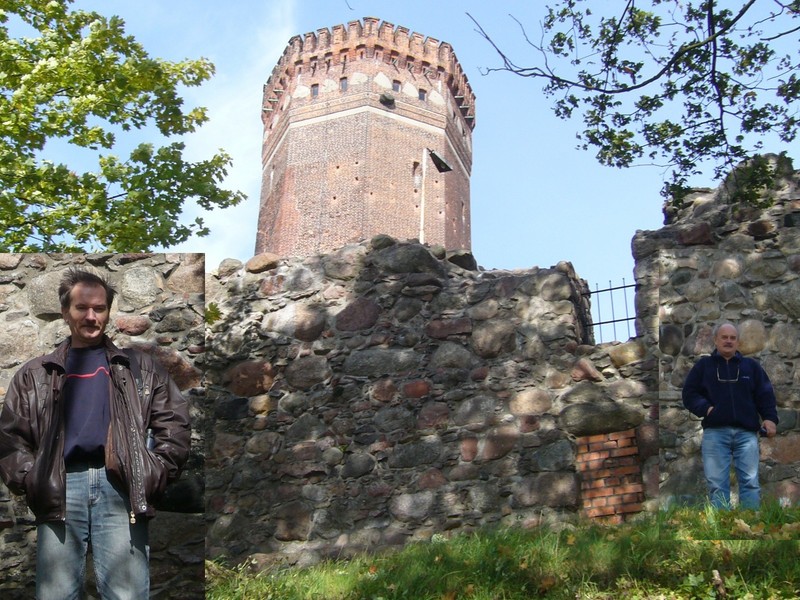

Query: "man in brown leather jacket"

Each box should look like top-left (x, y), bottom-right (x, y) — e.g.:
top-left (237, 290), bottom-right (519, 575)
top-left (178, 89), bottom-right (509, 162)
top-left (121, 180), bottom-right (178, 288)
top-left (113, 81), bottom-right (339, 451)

top-left (0, 268), bottom-right (190, 599)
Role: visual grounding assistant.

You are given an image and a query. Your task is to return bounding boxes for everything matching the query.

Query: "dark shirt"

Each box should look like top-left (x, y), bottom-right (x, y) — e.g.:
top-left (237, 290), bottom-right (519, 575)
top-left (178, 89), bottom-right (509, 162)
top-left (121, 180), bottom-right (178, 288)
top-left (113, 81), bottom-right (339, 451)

top-left (63, 346), bottom-right (111, 464)
top-left (682, 350), bottom-right (779, 432)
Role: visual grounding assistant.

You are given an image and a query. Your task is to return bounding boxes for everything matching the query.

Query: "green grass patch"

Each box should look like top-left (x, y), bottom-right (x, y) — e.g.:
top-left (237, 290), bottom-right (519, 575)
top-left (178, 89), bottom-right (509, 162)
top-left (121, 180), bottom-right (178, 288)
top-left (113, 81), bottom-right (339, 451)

top-left (207, 505), bottom-right (800, 599)
top-left (659, 500), bottom-right (800, 540)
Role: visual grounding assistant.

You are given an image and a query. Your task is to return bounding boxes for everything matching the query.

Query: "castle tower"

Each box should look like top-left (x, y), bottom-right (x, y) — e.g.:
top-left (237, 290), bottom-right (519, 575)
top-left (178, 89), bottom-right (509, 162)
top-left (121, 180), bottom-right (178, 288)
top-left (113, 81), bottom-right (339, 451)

top-left (256, 17), bottom-right (476, 257)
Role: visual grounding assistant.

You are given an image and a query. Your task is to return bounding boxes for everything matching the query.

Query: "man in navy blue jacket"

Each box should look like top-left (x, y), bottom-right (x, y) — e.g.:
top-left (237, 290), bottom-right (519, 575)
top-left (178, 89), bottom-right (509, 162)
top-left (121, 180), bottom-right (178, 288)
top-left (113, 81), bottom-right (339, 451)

top-left (682, 322), bottom-right (778, 509)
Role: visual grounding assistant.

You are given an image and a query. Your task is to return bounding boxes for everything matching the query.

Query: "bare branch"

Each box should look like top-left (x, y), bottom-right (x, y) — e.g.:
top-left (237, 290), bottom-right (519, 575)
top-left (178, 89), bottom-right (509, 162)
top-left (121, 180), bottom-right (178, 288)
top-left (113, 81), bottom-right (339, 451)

top-left (468, 1), bottom-right (798, 203)
top-left (761, 23), bottom-right (800, 40)
top-left (469, 1), bottom-right (759, 95)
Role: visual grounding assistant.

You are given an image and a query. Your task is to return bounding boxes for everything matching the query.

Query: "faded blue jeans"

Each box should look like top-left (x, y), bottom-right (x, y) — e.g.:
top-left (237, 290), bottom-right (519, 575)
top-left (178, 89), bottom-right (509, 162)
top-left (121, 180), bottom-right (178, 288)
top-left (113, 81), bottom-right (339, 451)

top-left (702, 426), bottom-right (761, 510)
top-left (36, 465), bottom-right (149, 599)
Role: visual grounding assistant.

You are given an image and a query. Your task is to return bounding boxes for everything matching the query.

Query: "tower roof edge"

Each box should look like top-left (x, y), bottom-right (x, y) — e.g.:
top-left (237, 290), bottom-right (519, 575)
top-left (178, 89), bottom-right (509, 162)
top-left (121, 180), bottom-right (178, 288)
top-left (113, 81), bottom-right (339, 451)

top-left (267, 17), bottom-right (474, 98)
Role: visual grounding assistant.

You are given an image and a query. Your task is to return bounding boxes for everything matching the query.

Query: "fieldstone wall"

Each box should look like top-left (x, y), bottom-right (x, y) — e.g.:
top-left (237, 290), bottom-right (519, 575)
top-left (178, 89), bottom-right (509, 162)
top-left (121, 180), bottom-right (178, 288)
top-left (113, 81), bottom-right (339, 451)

top-left (205, 237), bottom-right (657, 568)
top-left (632, 156), bottom-right (800, 506)
top-left (0, 253), bottom-right (206, 599)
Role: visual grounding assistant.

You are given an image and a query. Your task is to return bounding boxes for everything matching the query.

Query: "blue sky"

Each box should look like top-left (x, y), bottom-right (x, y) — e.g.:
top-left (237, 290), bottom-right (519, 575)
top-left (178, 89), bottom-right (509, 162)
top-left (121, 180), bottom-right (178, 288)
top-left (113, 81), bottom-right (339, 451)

top-left (56, 2), bottom-right (799, 331)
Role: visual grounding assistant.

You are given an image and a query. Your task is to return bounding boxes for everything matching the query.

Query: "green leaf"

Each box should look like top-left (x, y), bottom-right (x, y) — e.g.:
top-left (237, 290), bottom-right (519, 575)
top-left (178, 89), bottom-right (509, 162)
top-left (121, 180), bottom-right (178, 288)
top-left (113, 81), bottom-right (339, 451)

top-left (472, 1), bottom-right (800, 206)
top-left (0, 0), bottom-right (245, 251)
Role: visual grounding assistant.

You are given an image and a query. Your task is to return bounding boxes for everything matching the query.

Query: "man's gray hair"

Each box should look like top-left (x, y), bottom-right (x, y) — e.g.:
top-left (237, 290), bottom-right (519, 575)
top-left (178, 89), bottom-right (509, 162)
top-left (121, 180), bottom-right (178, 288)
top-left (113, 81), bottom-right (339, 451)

top-left (712, 322), bottom-right (739, 338)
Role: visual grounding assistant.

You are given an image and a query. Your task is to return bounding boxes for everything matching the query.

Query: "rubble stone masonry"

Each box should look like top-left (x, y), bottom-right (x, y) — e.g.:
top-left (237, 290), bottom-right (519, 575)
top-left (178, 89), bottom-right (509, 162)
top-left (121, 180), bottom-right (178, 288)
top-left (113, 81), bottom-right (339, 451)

top-left (205, 240), bottom-right (657, 568)
top-left (205, 157), bottom-right (800, 571)
top-left (3, 158), bottom-right (798, 591)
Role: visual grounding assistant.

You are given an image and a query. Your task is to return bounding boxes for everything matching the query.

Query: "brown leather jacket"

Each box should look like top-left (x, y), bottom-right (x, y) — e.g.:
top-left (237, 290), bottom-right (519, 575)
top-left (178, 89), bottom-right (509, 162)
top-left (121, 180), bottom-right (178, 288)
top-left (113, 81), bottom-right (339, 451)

top-left (0, 336), bottom-right (190, 523)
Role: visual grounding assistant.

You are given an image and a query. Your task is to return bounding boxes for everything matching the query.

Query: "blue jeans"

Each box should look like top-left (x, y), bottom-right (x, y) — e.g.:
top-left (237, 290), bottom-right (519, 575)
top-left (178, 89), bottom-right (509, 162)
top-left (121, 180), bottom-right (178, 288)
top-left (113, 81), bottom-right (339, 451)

top-left (701, 426), bottom-right (761, 509)
top-left (36, 465), bottom-right (149, 599)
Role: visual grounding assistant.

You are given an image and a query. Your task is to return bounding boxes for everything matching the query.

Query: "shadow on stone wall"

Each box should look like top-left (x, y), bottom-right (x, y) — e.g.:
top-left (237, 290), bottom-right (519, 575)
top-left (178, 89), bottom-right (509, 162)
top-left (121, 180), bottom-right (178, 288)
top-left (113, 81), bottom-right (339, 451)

top-left (205, 236), bottom-right (657, 570)
top-left (203, 156), bottom-right (800, 573)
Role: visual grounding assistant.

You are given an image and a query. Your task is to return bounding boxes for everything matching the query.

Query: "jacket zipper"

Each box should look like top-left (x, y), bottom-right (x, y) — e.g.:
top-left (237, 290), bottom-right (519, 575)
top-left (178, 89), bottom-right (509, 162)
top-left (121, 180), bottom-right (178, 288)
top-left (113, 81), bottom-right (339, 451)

top-left (114, 364), bottom-right (148, 523)
top-left (725, 359), bottom-right (737, 423)
top-left (52, 369), bottom-right (67, 522)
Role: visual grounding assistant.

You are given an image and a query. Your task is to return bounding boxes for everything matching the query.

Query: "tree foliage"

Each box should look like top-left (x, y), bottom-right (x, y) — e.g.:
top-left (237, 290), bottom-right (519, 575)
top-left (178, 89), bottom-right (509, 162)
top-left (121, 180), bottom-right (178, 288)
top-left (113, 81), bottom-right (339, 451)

top-left (0, 0), bottom-right (245, 251)
top-left (470, 1), bottom-right (800, 204)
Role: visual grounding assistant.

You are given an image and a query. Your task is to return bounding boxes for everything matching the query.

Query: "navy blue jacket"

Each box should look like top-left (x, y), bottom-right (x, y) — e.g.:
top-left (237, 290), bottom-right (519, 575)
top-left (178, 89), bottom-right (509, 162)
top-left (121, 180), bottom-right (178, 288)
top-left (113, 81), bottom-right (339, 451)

top-left (682, 350), bottom-right (778, 431)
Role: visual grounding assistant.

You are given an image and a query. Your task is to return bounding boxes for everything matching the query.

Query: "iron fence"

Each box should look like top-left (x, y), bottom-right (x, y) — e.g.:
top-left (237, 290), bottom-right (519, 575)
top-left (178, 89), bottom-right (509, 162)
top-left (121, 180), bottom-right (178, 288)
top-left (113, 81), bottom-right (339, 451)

top-left (583, 280), bottom-right (637, 343)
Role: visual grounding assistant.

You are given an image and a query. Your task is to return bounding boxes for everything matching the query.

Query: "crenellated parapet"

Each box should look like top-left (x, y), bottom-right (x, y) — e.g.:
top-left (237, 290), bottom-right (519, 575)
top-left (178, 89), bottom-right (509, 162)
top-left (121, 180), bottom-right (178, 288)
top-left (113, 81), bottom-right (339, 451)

top-left (262, 16), bottom-right (476, 128)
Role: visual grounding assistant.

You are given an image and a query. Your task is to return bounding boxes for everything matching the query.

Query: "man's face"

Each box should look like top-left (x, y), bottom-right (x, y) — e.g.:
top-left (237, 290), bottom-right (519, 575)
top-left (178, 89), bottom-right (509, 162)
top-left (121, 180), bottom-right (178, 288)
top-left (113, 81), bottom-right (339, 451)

top-left (714, 324), bottom-right (739, 359)
top-left (62, 282), bottom-right (110, 348)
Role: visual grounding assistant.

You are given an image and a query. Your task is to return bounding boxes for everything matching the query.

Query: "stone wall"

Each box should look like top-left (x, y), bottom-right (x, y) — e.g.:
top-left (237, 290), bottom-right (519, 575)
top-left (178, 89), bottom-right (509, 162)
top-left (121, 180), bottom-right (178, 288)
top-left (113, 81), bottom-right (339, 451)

top-left (632, 157), bottom-right (800, 506)
top-left (0, 253), bottom-right (206, 599)
top-left (205, 237), bottom-right (657, 568)
top-left (0, 162), bottom-right (790, 588)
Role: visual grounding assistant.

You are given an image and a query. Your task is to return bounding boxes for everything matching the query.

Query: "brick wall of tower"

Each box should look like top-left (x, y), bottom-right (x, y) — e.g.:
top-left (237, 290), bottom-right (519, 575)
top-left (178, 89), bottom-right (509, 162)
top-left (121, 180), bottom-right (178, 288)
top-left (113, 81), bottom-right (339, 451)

top-left (255, 17), bottom-right (475, 258)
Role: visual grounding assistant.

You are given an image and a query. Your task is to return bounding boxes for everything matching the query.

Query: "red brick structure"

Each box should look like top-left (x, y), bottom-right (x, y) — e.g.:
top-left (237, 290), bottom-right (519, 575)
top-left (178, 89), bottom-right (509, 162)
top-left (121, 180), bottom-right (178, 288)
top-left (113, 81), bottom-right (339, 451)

top-left (256, 17), bottom-right (476, 258)
top-left (576, 429), bottom-right (645, 523)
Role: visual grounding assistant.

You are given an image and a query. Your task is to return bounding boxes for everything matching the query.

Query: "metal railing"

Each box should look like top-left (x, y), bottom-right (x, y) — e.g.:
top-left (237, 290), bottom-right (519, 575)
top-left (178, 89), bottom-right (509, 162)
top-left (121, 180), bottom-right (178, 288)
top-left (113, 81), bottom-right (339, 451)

top-left (584, 280), bottom-right (637, 343)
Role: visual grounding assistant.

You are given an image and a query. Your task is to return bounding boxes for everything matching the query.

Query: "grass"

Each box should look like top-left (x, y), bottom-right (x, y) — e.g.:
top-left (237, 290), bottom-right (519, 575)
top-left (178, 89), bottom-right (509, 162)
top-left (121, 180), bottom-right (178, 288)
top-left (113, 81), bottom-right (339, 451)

top-left (659, 501), bottom-right (800, 540)
top-left (206, 502), bottom-right (800, 599)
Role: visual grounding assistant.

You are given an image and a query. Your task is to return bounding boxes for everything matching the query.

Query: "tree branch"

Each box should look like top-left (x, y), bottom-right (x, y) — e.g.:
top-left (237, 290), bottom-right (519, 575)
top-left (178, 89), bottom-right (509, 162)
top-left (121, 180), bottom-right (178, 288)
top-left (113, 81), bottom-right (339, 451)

top-left (707, 1), bottom-right (734, 161)
top-left (468, 0), bottom-right (759, 95)
top-left (761, 23), bottom-right (800, 40)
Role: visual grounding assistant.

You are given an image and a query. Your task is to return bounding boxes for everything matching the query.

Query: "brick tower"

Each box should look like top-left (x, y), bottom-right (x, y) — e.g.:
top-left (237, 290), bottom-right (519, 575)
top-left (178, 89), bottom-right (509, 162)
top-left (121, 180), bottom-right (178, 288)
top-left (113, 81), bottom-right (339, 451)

top-left (256, 17), bottom-right (476, 257)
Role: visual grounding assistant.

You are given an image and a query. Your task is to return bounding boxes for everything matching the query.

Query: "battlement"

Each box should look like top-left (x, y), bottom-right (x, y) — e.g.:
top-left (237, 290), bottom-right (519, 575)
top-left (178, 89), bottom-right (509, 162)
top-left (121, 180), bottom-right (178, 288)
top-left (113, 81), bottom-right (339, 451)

top-left (293, 17), bottom-right (450, 63)
top-left (263, 17), bottom-right (476, 127)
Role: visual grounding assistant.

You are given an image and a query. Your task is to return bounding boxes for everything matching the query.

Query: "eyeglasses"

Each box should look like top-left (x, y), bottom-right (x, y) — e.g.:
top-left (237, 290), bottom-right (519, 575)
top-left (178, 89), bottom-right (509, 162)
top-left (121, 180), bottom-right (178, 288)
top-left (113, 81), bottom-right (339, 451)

top-left (716, 367), bottom-right (739, 383)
